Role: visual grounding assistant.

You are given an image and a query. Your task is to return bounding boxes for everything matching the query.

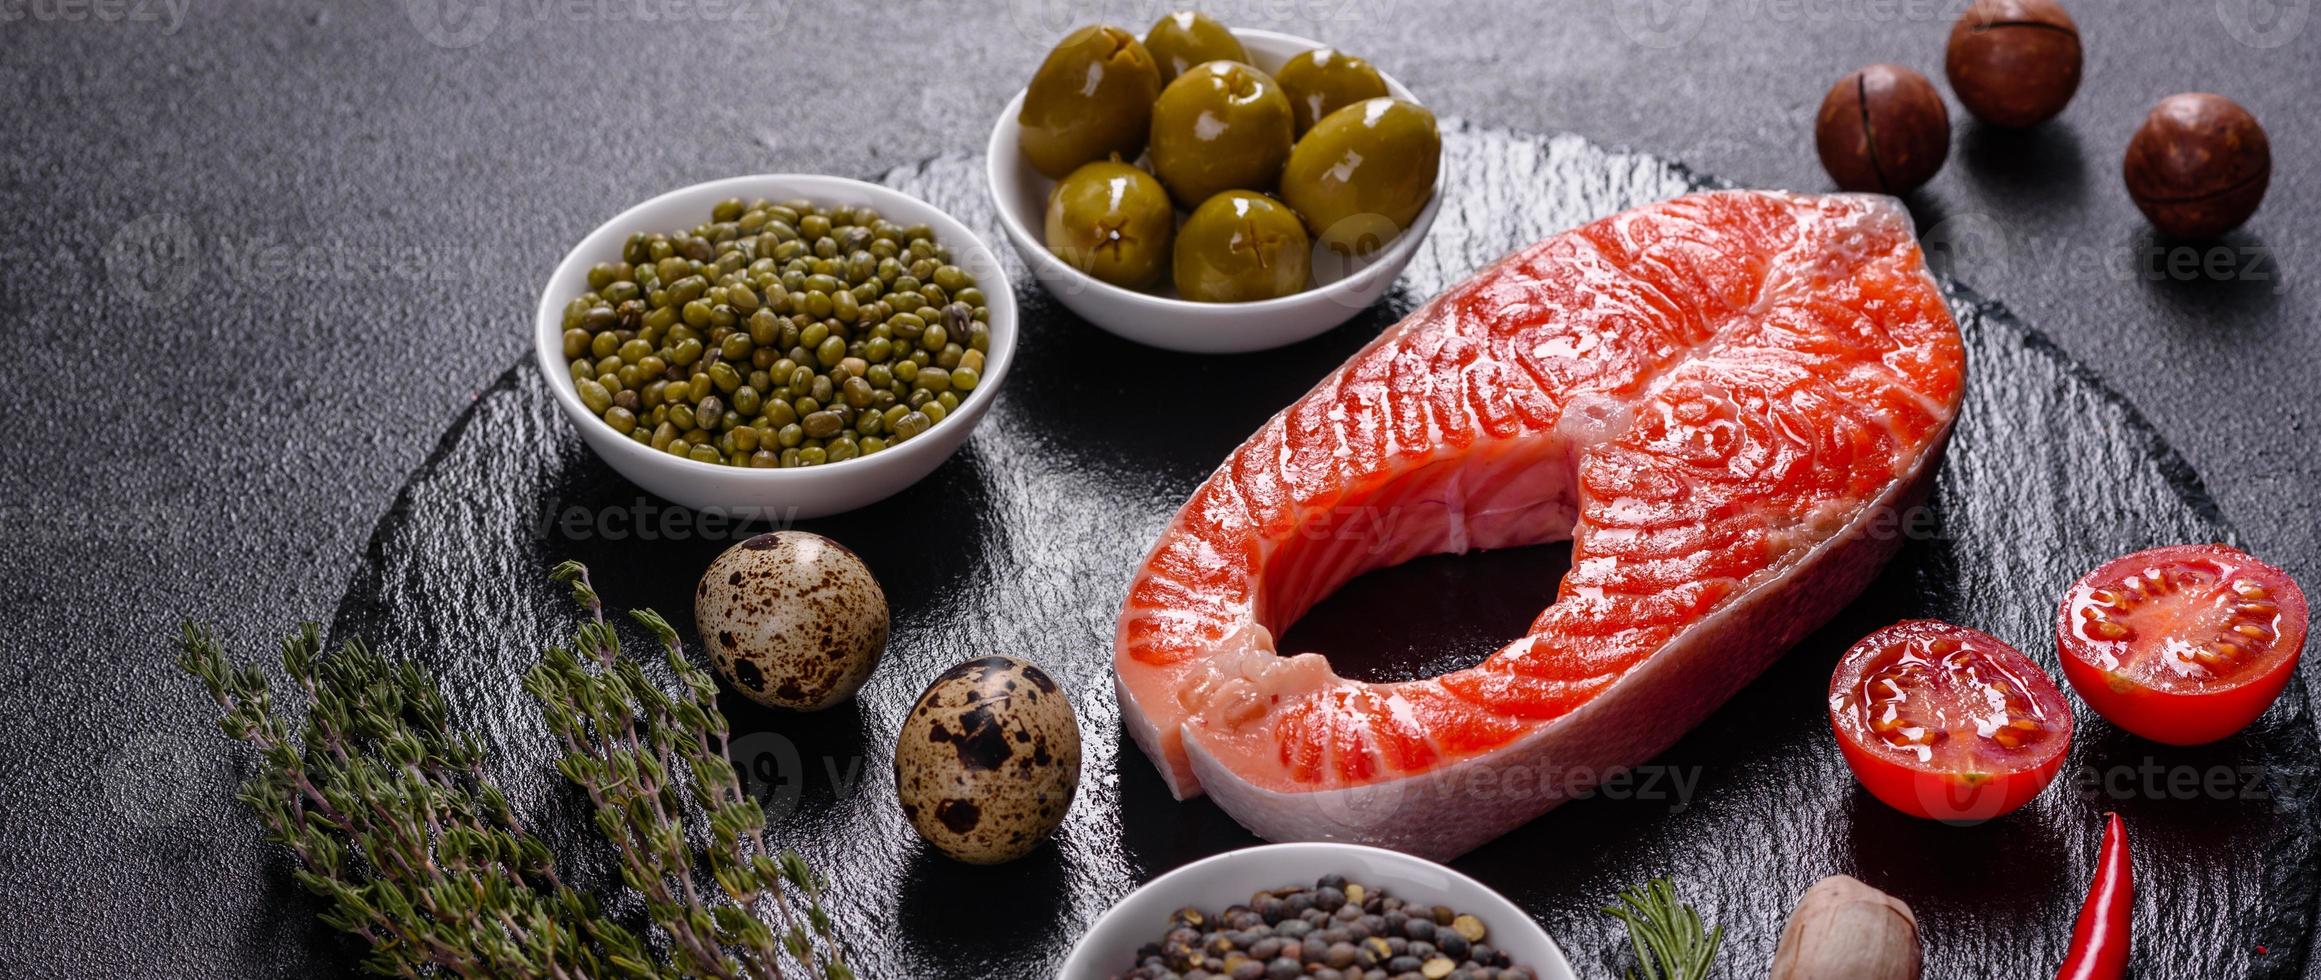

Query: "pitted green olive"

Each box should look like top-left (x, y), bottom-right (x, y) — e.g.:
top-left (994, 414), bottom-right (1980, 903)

top-left (1277, 47), bottom-right (1390, 135)
top-left (1043, 160), bottom-right (1176, 289)
top-left (1145, 11), bottom-right (1248, 85)
top-left (1173, 191), bottom-right (1311, 303)
top-left (1017, 26), bottom-right (1163, 179)
top-left (1280, 98), bottom-right (1441, 256)
top-left (1148, 60), bottom-right (1295, 211)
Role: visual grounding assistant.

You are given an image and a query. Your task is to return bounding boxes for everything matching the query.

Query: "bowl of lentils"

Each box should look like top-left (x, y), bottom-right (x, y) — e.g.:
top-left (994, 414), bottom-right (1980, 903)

top-left (534, 174), bottom-right (1016, 516)
top-left (1060, 842), bottom-right (1576, 980)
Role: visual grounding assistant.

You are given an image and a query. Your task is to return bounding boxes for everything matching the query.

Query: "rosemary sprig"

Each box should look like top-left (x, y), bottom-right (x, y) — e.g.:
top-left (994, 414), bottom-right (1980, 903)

top-left (1602, 878), bottom-right (1724, 980)
top-left (179, 563), bottom-right (850, 980)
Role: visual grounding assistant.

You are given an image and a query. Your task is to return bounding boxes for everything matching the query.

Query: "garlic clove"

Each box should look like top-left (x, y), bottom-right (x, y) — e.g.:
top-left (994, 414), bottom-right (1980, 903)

top-left (1769, 875), bottom-right (1922, 980)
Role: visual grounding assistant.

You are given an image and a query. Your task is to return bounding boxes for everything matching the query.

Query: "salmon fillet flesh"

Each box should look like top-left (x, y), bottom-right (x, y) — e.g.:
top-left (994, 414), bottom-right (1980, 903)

top-left (1113, 190), bottom-right (1966, 859)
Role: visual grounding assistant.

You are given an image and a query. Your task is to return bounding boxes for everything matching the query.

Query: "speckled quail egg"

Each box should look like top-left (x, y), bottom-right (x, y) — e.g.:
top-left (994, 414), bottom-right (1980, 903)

top-left (894, 656), bottom-right (1081, 864)
top-left (695, 531), bottom-right (887, 711)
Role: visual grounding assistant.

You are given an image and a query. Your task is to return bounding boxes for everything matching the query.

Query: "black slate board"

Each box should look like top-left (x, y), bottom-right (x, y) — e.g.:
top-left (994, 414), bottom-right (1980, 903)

top-left (326, 126), bottom-right (2320, 978)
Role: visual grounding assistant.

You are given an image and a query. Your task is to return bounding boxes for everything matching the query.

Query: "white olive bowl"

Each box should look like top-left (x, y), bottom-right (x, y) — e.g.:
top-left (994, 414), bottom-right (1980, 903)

top-left (986, 28), bottom-right (1442, 354)
top-left (534, 175), bottom-right (1016, 518)
top-left (1058, 842), bottom-right (1577, 979)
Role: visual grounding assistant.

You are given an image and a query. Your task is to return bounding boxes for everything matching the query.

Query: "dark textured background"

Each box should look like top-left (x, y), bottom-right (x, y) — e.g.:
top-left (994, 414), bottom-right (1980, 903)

top-left (309, 138), bottom-right (2321, 979)
top-left (1, 0), bottom-right (2316, 977)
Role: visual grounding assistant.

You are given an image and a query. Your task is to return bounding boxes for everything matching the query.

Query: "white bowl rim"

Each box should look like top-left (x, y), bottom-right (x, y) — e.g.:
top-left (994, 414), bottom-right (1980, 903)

top-left (532, 173), bottom-right (1018, 483)
top-left (1058, 841), bottom-right (1576, 979)
top-left (983, 27), bottom-right (1443, 317)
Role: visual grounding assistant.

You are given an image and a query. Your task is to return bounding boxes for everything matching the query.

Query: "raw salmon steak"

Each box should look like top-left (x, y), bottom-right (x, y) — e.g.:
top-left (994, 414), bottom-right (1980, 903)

top-left (1113, 190), bottom-right (1965, 858)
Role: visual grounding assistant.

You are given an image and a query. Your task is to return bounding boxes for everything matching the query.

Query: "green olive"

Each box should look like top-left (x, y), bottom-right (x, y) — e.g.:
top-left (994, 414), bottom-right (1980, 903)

top-left (1280, 98), bottom-right (1441, 256)
top-left (1017, 25), bottom-right (1162, 179)
top-left (1277, 47), bottom-right (1390, 135)
top-left (1148, 60), bottom-right (1294, 210)
top-left (1145, 11), bottom-right (1248, 86)
top-left (1173, 191), bottom-right (1310, 303)
top-left (1043, 160), bottom-right (1176, 289)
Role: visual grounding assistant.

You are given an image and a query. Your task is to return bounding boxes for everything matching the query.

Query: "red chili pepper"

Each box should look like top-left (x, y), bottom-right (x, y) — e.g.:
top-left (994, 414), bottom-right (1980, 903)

top-left (2057, 812), bottom-right (2132, 980)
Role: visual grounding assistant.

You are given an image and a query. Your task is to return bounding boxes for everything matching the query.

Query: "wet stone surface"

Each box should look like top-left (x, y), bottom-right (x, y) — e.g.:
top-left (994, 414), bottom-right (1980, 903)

top-left (320, 128), bottom-right (2317, 978)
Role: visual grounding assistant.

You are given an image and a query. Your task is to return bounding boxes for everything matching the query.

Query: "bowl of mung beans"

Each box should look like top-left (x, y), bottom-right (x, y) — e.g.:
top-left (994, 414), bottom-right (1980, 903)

top-left (1059, 842), bottom-right (1577, 980)
top-left (534, 175), bottom-right (1016, 516)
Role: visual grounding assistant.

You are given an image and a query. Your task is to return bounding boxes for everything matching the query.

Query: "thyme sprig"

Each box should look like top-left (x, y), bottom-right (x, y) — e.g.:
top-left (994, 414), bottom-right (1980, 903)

top-left (1602, 877), bottom-right (1724, 980)
top-left (179, 563), bottom-right (850, 979)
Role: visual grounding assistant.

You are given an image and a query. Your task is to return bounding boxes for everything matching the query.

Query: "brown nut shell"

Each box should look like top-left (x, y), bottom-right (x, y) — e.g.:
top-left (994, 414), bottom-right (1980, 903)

top-left (1945, 0), bottom-right (2082, 128)
top-left (2123, 93), bottom-right (2271, 239)
top-left (1815, 64), bottom-right (1952, 195)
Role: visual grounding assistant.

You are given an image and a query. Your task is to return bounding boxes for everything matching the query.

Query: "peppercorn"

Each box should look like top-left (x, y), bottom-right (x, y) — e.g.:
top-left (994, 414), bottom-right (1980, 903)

top-left (1815, 64), bottom-right (1952, 195)
top-left (2123, 93), bottom-right (2271, 239)
top-left (1945, 0), bottom-right (2082, 128)
top-left (1103, 875), bottom-right (1541, 980)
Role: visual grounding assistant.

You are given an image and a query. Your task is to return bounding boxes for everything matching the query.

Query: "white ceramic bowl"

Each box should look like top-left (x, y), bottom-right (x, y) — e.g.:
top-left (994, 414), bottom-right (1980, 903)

top-left (987, 29), bottom-right (1443, 354)
top-left (534, 175), bottom-right (1017, 517)
top-left (1059, 843), bottom-right (1576, 979)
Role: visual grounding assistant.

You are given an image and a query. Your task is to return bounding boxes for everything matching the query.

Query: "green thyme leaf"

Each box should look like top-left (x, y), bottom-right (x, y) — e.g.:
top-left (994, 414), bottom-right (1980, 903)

top-left (178, 562), bottom-right (850, 978)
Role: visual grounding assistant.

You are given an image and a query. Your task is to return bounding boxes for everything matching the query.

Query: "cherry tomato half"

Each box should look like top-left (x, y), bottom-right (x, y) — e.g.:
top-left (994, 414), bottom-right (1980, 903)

top-left (2056, 543), bottom-right (2308, 746)
top-left (1829, 620), bottom-right (2073, 823)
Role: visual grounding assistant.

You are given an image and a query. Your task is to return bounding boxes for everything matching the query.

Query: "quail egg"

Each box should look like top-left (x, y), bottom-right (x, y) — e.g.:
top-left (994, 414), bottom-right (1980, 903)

top-left (695, 531), bottom-right (887, 711)
top-left (894, 656), bottom-right (1081, 864)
